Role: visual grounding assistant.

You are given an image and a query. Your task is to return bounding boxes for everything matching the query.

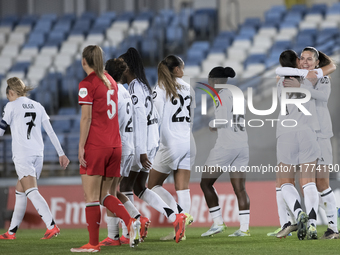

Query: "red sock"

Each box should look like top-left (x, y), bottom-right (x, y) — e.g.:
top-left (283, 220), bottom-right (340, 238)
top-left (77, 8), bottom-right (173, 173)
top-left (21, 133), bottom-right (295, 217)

top-left (103, 195), bottom-right (131, 226)
top-left (85, 202), bottom-right (101, 246)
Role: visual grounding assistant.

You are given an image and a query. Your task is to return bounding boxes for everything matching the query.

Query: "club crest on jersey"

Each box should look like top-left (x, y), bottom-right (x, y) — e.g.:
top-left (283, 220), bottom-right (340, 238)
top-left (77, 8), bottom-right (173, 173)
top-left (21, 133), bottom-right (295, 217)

top-left (132, 95), bottom-right (138, 105)
top-left (152, 91), bottom-right (157, 99)
top-left (79, 88), bottom-right (88, 98)
top-left (320, 77), bottom-right (329, 84)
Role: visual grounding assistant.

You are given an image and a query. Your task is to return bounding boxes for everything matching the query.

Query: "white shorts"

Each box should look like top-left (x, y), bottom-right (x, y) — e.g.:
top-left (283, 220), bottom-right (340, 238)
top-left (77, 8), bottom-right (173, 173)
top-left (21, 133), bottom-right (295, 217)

top-left (13, 156), bottom-right (43, 180)
top-left (152, 142), bottom-right (196, 175)
top-left (204, 146), bottom-right (249, 172)
top-left (120, 154), bottom-right (134, 177)
top-left (131, 148), bottom-right (157, 173)
top-left (317, 137), bottom-right (332, 165)
top-left (277, 129), bottom-right (320, 165)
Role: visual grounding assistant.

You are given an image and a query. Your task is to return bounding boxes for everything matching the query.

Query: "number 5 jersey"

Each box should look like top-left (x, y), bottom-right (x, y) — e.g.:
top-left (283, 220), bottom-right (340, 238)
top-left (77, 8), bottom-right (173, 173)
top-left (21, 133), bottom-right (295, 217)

top-left (2, 97), bottom-right (50, 157)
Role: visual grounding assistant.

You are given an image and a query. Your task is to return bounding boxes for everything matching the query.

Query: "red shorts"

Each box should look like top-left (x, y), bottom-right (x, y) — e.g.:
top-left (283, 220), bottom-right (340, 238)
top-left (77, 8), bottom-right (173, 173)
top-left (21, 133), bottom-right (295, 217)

top-left (80, 147), bottom-right (122, 177)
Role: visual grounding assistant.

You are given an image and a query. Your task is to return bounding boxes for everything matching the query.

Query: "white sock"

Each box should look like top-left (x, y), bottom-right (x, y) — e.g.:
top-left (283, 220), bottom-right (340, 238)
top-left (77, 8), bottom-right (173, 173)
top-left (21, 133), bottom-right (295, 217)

top-left (123, 200), bottom-right (140, 219)
top-left (303, 182), bottom-right (319, 227)
top-left (276, 188), bottom-right (288, 228)
top-left (281, 183), bottom-right (302, 221)
top-left (121, 191), bottom-right (134, 204)
top-left (176, 189), bottom-right (191, 214)
top-left (320, 187), bottom-right (338, 232)
top-left (106, 216), bottom-right (120, 240)
top-left (8, 191), bottom-right (27, 234)
top-left (151, 185), bottom-right (179, 213)
top-left (239, 210), bottom-right (250, 232)
top-left (139, 188), bottom-right (176, 222)
top-left (25, 188), bottom-right (54, 229)
top-left (209, 206), bottom-right (223, 225)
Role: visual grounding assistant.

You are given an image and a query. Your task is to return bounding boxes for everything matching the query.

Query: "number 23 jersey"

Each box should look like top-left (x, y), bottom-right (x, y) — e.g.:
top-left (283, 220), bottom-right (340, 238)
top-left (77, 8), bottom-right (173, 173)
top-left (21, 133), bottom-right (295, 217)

top-left (153, 77), bottom-right (195, 147)
top-left (2, 97), bottom-right (48, 158)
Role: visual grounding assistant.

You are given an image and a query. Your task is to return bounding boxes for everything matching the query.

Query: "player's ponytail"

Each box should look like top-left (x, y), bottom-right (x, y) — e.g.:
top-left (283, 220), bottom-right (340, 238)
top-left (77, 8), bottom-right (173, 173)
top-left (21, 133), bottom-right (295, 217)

top-left (82, 45), bottom-right (111, 90)
top-left (302, 47), bottom-right (333, 68)
top-left (157, 55), bottom-right (183, 99)
top-left (6, 77), bottom-right (33, 97)
top-left (119, 47), bottom-right (152, 94)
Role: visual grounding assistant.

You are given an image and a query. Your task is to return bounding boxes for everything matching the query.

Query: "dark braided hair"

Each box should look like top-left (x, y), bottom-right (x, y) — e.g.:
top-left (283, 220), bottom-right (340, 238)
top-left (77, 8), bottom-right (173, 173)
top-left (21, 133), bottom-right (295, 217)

top-left (105, 58), bottom-right (127, 83)
top-left (119, 47), bottom-right (152, 93)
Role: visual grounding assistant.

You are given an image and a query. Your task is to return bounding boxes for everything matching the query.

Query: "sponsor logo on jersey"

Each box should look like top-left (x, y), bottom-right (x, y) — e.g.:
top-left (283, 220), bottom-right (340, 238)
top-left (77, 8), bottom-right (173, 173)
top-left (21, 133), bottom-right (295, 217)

top-left (132, 95), bottom-right (138, 105)
top-left (79, 88), bottom-right (88, 98)
top-left (152, 91), bottom-right (157, 99)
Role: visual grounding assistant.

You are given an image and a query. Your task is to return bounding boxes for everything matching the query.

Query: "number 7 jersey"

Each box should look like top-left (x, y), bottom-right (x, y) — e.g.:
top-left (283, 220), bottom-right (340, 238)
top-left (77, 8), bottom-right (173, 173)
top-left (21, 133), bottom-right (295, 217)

top-left (2, 97), bottom-right (49, 157)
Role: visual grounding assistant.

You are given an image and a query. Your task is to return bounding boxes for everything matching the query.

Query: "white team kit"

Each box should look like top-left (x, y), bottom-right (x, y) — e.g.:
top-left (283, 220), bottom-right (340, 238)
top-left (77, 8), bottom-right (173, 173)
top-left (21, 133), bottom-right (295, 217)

top-left (0, 97), bottom-right (64, 180)
top-left (276, 77), bottom-right (320, 165)
top-left (205, 88), bottom-right (249, 171)
top-left (152, 77), bottom-right (197, 174)
top-left (305, 76), bottom-right (333, 165)
top-left (128, 78), bottom-right (159, 172)
top-left (117, 83), bottom-right (135, 177)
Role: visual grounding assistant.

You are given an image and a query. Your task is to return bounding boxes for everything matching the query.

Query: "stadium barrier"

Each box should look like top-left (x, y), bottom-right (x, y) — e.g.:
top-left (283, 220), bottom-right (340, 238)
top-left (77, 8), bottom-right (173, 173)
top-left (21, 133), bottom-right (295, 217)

top-left (4, 181), bottom-right (340, 229)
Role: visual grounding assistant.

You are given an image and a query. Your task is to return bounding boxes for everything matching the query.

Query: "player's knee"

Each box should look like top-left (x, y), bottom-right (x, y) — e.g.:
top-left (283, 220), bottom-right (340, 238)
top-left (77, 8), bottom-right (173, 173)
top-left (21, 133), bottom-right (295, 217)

top-left (200, 180), bottom-right (211, 192)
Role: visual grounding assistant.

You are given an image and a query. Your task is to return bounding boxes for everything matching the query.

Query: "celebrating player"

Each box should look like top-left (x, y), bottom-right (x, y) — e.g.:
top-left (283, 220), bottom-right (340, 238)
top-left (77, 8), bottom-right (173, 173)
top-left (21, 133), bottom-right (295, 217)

top-left (200, 67), bottom-right (251, 237)
top-left (148, 55), bottom-right (196, 240)
top-left (119, 48), bottom-right (187, 243)
top-left (71, 45), bottom-right (140, 252)
top-left (0, 77), bottom-right (69, 240)
top-left (275, 49), bottom-right (321, 240)
top-left (276, 47), bottom-right (338, 239)
top-left (99, 58), bottom-right (150, 246)
top-left (268, 49), bottom-right (336, 237)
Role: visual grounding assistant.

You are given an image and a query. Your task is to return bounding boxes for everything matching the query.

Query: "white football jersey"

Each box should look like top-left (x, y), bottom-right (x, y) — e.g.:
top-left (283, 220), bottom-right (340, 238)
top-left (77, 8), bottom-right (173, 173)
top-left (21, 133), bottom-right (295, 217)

top-left (128, 79), bottom-right (159, 156)
top-left (153, 77), bottom-right (196, 147)
top-left (213, 88), bottom-right (248, 149)
top-left (302, 76), bottom-right (333, 139)
top-left (118, 83), bottom-right (134, 155)
top-left (2, 97), bottom-right (49, 158)
top-left (276, 77), bottom-right (319, 138)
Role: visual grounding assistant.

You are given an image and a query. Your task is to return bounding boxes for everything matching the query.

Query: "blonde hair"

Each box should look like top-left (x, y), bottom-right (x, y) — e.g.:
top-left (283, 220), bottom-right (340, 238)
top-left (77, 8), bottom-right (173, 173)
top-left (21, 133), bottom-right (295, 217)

top-left (157, 55), bottom-right (183, 99)
top-left (82, 45), bottom-right (111, 89)
top-left (6, 77), bottom-right (33, 97)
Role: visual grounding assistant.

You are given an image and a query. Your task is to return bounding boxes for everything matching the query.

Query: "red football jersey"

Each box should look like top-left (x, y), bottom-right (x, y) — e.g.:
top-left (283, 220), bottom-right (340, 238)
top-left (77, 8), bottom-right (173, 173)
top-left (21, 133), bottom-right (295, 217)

top-left (78, 72), bottom-right (121, 150)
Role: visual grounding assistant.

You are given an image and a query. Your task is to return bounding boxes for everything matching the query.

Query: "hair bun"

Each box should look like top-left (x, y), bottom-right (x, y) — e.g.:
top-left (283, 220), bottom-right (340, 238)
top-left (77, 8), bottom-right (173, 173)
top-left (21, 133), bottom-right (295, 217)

top-left (224, 67), bottom-right (236, 78)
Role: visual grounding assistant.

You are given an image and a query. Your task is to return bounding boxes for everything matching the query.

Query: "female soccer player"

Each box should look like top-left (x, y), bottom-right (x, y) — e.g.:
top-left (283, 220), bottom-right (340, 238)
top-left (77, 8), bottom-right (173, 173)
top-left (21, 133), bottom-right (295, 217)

top-left (200, 67), bottom-right (251, 237)
top-left (268, 49), bottom-right (336, 237)
top-left (119, 48), bottom-right (187, 243)
top-left (71, 45), bottom-right (140, 252)
top-left (147, 55), bottom-right (196, 239)
top-left (275, 48), bottom-right (326, 240)
top-left (0, 77), bottom-right (69, 240)
top-left (277, 47), bottom-right (338, 239)
top-left (99, 58), bottom-right (150, 246)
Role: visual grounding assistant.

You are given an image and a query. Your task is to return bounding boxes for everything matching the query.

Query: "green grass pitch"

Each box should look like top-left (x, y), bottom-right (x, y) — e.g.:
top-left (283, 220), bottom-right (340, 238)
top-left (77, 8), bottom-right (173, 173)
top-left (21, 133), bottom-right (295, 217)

top-left (0, 226), bottom-right (338, 255)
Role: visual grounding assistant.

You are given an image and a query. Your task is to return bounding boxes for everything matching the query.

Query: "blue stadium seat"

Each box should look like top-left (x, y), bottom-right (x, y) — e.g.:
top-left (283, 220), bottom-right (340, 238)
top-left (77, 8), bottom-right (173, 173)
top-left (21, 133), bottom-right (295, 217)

top-left (59, 13), bottom-right (76, 23)
top-left (52, 119), bottom-right (72, 133)
top-left (245, 54), bottom-right (266, 67)
top-left (27, 32), bottom-right (45, 47)
top-left (309, 3), bottom-right (327, 15)
top-left (144, 67), bottom-right (157, 86)
top-left (291, 4), bottom-right (307, 15)
top-left (40, 14), bottom-right (58, 22)
top-left (165, 26), bottom-right (184, 45)
top-left (80, 12), bottom-right (96, 21)
top-left (33, 20), bottom-right (53, 33)
top-left (243, 17), bottom-right (261, 29)
top-left (58, 107), bottom-right (77, 115)
top-left (9, 62), bottom-right (30, 73)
